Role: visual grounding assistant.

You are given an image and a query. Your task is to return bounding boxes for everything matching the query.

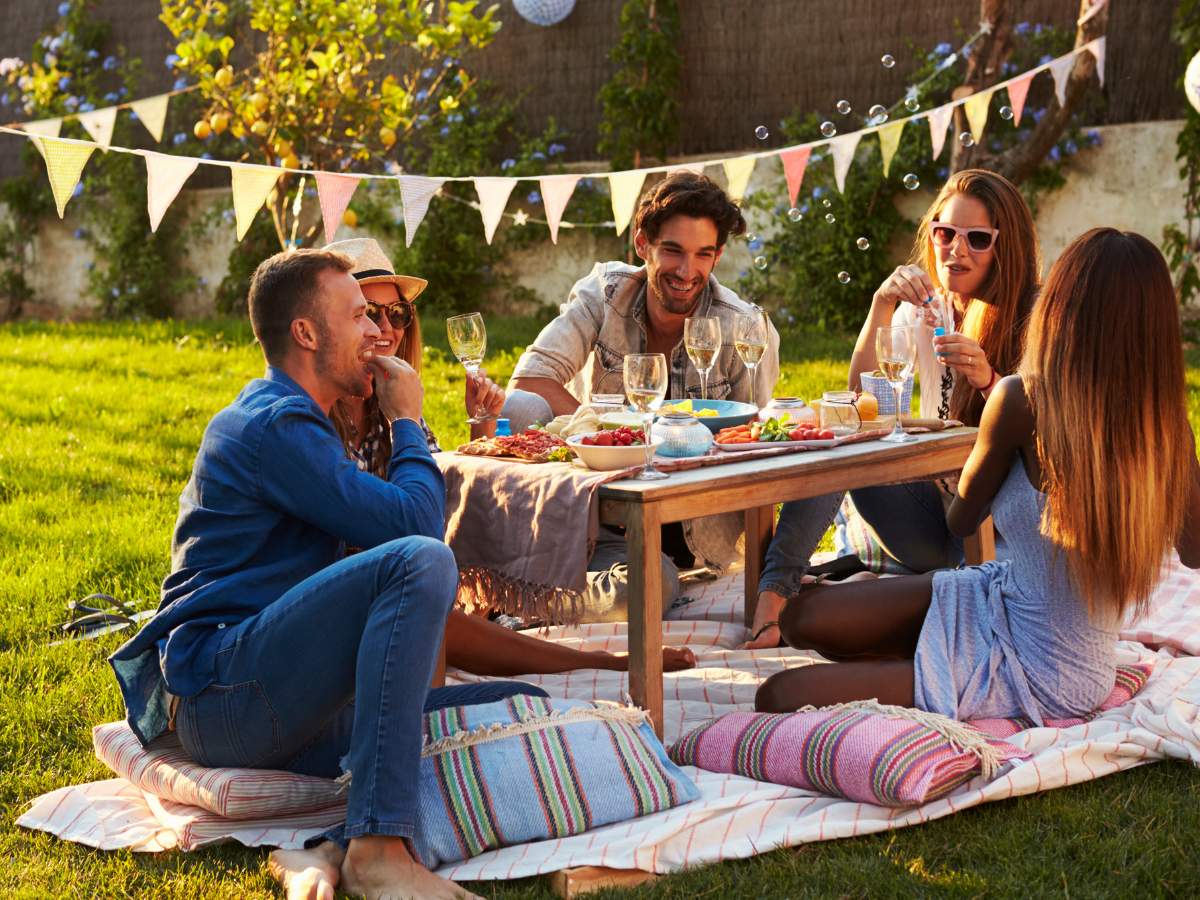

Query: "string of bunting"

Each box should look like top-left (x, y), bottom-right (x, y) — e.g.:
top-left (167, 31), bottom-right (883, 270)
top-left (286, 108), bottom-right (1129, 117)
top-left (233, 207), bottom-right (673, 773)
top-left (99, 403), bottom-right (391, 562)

top-left (0, 38), bottom-right (1104, 248)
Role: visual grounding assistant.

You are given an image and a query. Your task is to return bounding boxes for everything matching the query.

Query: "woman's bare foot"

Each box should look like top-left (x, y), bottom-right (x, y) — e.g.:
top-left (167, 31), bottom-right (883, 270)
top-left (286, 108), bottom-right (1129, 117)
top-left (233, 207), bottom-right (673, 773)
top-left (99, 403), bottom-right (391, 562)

top-left (268, 841), bottom-right (344, 900)
top-left (663, 646), bottom-right (696, 671)
top-left (341, 835), bottom-right (482, 900)
top-left (740, 589), bottom-right (787, 649)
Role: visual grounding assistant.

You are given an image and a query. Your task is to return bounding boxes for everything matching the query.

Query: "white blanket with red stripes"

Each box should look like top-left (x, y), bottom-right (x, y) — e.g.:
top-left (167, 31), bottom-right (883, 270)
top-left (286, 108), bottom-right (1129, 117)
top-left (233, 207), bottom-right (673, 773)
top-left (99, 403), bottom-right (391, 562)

top-left (17, 560), bottom-right (1200, 880)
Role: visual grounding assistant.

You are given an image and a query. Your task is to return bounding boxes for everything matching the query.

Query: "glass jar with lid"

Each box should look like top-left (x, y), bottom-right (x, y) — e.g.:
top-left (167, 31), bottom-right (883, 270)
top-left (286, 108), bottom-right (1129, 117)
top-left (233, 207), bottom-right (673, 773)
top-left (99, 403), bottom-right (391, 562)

top-left (655, 412), bottom-right (715, 458)
top-left (758, 397), bottom-right (818, 427)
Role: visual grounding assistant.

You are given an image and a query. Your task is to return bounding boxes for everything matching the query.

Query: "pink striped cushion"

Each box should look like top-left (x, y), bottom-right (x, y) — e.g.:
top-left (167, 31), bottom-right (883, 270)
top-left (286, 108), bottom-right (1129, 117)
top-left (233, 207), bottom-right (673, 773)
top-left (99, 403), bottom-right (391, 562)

top-left (93, 722), bottom-right (343, 820)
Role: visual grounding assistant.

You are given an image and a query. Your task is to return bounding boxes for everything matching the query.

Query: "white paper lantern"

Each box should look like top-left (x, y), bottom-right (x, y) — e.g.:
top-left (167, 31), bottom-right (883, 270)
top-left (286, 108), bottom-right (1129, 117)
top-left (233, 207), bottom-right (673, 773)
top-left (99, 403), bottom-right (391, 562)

top-left (1187, 50), bottom-right (1200, 114)
top-left (512, 0), bottom-right (576, 27)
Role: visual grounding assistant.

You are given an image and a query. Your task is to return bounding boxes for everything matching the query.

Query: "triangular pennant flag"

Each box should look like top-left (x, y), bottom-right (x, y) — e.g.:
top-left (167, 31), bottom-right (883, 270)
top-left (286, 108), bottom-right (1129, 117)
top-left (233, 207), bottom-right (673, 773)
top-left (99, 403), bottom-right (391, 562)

top-left (1048, 54), bottom-right (1075, 108)
top-left (399, 175), bottom-right (445, 247)
top-left (144, 151), bottom-right (199, 232)
top-left (669, 162), bottom-right (706, 175)
top-left (230, 164), bottom-right (281, 241)
top-left (539, 173), bottom-right (579, 244)
top-left (1006, 73), bottom-right (1034, 127)
top-left (21, 117), bottom-right (63, 139)
top-left (129, 94), bottom-right (170, 143)
top-left (1088, 37), bottom-right (1106, 86)
top-left (829, 133), bottom-right (862, 194)
top-left (877, 120), bottom-right (906, 177)
top-left (928, 103), bottom-right (954, 160)
top-left (314, 172), bottom-right (362, 245)
top-left (473, 177), bottom-right (517, 245)
top-left (608, 169), bottom-right (647, 236)
top-left (36, 137), bottom-right (95, 217)
top-left (963, 89), bottom-right (993, 145)
top-left (779, 146), bottom-right (811, 206)
top-left (722, 156), bottom-right (757, 203)
top-left (77, 107), bottom-right (118, 150)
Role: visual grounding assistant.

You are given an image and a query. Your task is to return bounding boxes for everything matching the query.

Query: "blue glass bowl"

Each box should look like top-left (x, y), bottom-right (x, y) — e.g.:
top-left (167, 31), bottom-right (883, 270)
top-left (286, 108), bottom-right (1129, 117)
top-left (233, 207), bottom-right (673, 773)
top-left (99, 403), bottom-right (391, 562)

top-left (659, 399), bottom-right (758, 433)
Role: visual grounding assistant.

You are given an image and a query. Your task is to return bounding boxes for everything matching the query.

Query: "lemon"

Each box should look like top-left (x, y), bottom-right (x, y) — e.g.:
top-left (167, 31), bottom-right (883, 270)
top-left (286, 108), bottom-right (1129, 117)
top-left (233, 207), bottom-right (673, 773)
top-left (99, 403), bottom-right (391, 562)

top-left (214, 66), bottom-right (234, 90)
top-left (193, 120), bottom-right (212, 140)
top-left (342, 208), bottom-right (358, 228)
top-left (210, 112), bottom-right (230, 134)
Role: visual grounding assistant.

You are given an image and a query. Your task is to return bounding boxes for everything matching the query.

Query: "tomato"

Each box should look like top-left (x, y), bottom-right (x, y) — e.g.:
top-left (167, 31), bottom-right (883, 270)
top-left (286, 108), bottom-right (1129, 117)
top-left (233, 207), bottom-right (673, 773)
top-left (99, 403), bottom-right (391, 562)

top-left (818, 429), bottom-right (835, 440)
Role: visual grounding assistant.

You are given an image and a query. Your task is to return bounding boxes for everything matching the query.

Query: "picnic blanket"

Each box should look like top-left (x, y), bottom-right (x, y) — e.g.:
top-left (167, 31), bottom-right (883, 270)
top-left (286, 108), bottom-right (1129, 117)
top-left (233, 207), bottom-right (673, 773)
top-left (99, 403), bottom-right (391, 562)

top-left (18, 557), bottom-right (1200, 880)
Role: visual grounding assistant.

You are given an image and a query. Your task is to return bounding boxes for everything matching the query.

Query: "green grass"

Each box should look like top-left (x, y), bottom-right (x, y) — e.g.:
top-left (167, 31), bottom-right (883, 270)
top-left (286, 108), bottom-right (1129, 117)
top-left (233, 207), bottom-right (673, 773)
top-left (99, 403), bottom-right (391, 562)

top-left (1, 317), bottom-right (1199, 898)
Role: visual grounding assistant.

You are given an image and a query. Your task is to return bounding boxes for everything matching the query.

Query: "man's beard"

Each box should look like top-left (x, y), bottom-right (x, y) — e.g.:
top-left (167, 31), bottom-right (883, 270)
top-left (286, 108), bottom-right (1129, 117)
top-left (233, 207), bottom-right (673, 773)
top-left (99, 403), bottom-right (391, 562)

top-left (649, 271), bottom-right (704, 315)
top-left (314, 325), bottom-right (371, 399)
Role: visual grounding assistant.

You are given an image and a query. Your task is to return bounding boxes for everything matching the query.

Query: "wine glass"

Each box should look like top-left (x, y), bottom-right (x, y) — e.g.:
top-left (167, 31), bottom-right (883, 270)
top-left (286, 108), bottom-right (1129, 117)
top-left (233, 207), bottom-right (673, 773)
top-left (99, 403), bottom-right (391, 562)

top-left (446, 312), bottom-right (495, 424)
top-left (684, 316), bottom-right (722, 401)
top-left (733, 307), bottom-right (770, 402)
top-left (875, 325), bottom-right (918, 444)
top-left (623, 353), bottom-right (669, 481)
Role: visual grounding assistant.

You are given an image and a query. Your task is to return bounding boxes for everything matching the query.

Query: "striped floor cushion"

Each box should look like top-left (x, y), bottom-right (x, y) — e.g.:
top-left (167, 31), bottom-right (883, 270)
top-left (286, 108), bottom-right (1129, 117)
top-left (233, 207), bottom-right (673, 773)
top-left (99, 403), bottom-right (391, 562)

top-left (668, 702), bottom-right (1028, 807)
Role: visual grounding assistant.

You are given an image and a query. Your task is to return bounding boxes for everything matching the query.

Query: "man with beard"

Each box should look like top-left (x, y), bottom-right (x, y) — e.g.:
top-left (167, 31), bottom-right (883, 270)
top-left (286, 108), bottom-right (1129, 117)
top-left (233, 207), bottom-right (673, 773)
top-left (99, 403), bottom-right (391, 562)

top-left (510, 171), bottom-right (839, 620)
top-left (109, 248), bottom-right (530, 900)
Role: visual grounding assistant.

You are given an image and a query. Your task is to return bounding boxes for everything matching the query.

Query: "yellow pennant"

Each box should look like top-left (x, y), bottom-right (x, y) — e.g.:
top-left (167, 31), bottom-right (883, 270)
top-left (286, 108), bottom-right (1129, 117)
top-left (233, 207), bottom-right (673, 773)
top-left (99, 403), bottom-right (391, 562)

top-left (609, 169), bottom-right (648, 236)
top-left (129, 94), bottom-right (170, 143)
top-left (722, 156), bottom-right (757, 203)
top-left (230, 164), bottom-right (281, 241)
top-left (964, 90), bottom-right (993, 145)
top-left (877, 120), bottom-right (907, 177)
top-left (37, 137), bottom-right (96, 218)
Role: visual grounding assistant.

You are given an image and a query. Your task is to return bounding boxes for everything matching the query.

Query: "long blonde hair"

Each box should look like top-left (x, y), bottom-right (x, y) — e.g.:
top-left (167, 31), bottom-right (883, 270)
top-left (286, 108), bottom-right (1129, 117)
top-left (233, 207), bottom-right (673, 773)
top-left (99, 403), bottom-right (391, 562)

top-left (914, 169), bottom-right (1041, 425)
top-left (1021, 228), bottom-right (1191, 621)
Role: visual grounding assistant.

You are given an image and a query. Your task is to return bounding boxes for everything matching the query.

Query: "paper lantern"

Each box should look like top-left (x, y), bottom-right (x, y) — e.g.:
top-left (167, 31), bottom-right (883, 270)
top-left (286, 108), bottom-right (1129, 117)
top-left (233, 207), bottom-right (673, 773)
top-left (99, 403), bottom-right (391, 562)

top-left (1187, 50), bottom-right (1200, 115)
top-left (512, 0), bottom-right (576, 27)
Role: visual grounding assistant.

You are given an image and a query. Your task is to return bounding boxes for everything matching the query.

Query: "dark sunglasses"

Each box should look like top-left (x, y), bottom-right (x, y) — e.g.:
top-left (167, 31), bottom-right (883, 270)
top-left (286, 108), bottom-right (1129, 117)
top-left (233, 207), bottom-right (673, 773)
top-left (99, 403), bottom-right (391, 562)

top-left (365, 299), bottom-right (414, 329)
top-left (929, 221), bottom-right (1000, 253)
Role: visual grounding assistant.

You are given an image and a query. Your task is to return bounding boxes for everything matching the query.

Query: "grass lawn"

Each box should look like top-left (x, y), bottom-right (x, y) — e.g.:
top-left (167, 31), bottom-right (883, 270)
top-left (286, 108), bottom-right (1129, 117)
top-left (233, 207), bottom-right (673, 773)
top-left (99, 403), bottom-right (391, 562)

top-left (1, 316), bottom-right (1199, 898)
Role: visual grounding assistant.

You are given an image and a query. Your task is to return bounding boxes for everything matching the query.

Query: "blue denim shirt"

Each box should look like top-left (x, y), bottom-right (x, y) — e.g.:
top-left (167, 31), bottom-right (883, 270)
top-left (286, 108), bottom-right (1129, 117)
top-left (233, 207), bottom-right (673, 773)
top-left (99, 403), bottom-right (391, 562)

top-left (109, 368), bottom-right (446, 746)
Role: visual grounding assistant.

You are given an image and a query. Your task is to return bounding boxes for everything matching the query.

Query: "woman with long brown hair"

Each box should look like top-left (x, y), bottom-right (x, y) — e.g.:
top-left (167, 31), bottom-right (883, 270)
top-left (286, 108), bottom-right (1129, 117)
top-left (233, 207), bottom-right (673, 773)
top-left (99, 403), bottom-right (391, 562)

top-left (754, 228), bottom-right (1200, 719)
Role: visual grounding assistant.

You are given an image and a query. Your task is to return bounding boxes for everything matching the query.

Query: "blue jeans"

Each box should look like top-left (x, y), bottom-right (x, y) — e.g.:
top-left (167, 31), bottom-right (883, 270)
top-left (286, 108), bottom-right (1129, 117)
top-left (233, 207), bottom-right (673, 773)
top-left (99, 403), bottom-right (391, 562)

top-left (175, 537), bottom-right (546, 842)
top-left (849, 482), bottom-right (963, 573)
top-left (758, 492), bottom-right (845, 599)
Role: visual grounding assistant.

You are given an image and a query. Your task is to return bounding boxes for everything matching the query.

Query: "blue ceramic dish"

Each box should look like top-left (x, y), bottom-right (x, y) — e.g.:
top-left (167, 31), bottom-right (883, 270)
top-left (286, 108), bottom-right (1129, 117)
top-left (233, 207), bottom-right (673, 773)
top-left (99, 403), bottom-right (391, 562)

top-left (659, 399), bottom-right (758, 433)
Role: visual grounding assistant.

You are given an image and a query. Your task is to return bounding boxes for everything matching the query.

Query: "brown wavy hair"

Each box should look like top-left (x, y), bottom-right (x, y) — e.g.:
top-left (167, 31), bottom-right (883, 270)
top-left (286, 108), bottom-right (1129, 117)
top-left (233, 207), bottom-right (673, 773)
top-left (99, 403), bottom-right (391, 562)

top-left (913, 169), bottom-right (1041, 424)
top-left (1021, 228), bottom-right (1191, 621)
top-left (634, 171), bottom-right (746, 248)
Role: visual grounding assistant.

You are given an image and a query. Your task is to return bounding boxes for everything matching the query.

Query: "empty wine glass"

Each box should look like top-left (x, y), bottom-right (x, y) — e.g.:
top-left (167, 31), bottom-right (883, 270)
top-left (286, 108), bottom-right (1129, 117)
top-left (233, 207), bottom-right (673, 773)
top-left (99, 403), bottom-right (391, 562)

top-left (875, 325), bottom-right (918, 444)
top-left (623, 353), bottom-right (668, 481)
top-left (733, 307), bottom-right (770, 400)
top-left (684, 316), bottom-right (722, 401)
top-left (446, 312), bottom-right (495, 424)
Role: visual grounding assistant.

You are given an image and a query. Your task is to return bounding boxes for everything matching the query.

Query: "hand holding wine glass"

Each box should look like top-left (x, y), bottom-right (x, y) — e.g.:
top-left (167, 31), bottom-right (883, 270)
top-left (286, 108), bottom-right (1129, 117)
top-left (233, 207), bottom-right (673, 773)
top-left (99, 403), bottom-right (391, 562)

top-left (623, 353), bottom-right (668, 481)
top-left (684, 316), bottom-right (722, 401)
top-left (733, 307), bottom-right (769, 397)
top-left (446, 312), bottom-right (496, 424)
top-left (875, 324), bottom-right (917, 444)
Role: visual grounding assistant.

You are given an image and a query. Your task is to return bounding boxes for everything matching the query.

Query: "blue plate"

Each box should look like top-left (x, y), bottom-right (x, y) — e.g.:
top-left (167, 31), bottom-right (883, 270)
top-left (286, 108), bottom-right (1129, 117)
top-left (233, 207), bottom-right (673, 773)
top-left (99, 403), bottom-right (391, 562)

top-left (659, 399), bottom-right (758, 433)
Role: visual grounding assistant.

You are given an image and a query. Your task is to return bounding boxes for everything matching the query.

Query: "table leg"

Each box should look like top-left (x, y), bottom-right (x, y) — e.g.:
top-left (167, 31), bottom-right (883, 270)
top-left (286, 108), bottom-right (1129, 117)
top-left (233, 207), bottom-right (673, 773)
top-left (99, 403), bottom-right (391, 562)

top-left (625, 503), bottom-right (665, 738)
top-left (743, 505), bottom-right (775, 628)
top-left (963, 515), bottom-right (996, 565)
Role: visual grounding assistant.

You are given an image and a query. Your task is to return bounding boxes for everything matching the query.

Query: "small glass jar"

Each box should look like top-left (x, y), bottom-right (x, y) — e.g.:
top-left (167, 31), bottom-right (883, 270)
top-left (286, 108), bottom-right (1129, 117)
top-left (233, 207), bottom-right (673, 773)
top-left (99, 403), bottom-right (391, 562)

top-left (589, 393), bottom-right (627, 416)
top-left (820, 390), bottom-right (861, 436)
top-left (759, 396), bottom-right (818, 426)
top-left (655, 412), bottom-right (715, 458)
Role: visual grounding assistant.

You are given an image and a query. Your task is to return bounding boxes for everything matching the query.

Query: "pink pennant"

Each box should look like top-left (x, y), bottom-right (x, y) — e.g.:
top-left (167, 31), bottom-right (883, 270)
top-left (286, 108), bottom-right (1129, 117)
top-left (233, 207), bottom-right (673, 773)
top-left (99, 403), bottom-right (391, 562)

top-left (315, 172), bottom-right (362, 244)
top-left (927, 104), bottom-right (955, 160)
top-left (1006, 74), bottom-right (1034, 127)
top-left (779, 147), bottom-right (812, 207)
top-left (539, 174), bottom-right (579, 244)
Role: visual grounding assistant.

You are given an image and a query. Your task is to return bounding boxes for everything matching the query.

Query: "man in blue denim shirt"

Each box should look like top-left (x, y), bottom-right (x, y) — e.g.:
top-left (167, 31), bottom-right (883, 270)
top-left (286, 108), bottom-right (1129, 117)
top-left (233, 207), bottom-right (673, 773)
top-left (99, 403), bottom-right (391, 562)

top-left (110, 248), bottom-right (507, 900)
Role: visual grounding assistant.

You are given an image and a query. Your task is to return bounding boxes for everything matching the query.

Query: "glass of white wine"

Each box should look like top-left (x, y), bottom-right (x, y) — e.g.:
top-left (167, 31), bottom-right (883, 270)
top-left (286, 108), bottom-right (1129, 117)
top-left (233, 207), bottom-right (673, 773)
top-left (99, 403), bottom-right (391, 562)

top-left (684, 316), bottom-right (722, 401)
top-left (875, 324), bottom-right (918, 444)
top-left (733, 306), bottom-right (769, 402)
top-left (446, 312), bottom-right (495, 424)
top-left (622, 353), bottom-right (669, 481)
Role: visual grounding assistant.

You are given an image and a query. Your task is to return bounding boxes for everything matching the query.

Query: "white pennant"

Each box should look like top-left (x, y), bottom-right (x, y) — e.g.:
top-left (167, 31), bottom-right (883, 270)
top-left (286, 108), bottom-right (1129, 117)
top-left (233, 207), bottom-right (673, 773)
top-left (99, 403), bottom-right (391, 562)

top-left (608, 169), bottom-right (648, 236)
top-left (77, 107), bottom-right (118, 150)
top-left (144, 151), bottom-right (199, 232)
top-left (399, 176), bottom-right (445, 247)
top-left (1048, 54), bottom-right (1075, 108)
top-left (927, 103), bottom-right (955, 160)
top-left (473, 177), bottom-right (517, 245)
top-left (829, 133), bottom-right (862, 194)
top-left (539, 174), bottom-right (579, 244)
top-left (722, 156), bottom-right (757, 203)
top-left (1088, 37), bottom-right (1106, 86)
top-left (21, 117), bottom-right (63, 139)
top-left (129, 94), bottom-right (170, 143)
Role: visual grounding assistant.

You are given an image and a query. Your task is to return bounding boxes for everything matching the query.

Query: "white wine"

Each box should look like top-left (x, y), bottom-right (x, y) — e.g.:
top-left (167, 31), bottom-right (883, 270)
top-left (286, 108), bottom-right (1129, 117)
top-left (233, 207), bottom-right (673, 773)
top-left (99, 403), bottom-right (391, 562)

top-left (452, 338), bottom-right (485, 365)
top-left (879, 357), bottom-right (912, 382)
top-left (735, 340), bottom-right (766, 365)
top-left (686, 344), bottom-right (718, 371)
top-left (626, 388), bottom-right (665, 412)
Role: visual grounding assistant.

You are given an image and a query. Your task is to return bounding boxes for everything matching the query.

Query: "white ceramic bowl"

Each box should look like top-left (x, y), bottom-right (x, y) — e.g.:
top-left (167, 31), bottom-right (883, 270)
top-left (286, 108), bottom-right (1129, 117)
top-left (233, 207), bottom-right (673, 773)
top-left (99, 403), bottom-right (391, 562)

top-left (567, 432), bottom-right (665, 471)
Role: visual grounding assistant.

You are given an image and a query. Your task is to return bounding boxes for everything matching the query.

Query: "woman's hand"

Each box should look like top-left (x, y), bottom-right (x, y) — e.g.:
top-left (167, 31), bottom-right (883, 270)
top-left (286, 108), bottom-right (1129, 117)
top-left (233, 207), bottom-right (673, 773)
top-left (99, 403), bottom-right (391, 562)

top-left (466, 369), bottom-right (506, 420)
top-left (874, 265), bottom-right (938, 309)
top-left (932, 332), bottom-right (994, 390)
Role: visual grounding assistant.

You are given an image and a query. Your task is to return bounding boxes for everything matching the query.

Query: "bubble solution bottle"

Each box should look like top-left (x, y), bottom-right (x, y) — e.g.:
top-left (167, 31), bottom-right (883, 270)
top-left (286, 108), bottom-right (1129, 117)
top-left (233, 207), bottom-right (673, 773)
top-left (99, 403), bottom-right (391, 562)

top-left (495, 418), bottom-right (511, 437)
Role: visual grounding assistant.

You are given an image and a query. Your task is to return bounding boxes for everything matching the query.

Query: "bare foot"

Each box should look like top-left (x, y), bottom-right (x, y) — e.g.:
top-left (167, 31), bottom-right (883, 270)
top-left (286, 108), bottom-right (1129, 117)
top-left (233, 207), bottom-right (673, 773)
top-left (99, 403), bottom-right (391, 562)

top-left (268, 841), bottom-right (344, 900)
top-left (664, 646), bottom-right (696, 671)
top-left (341, 835), bottom-right (482, 900)
top-left (740, 589), bottom-right (787, 649)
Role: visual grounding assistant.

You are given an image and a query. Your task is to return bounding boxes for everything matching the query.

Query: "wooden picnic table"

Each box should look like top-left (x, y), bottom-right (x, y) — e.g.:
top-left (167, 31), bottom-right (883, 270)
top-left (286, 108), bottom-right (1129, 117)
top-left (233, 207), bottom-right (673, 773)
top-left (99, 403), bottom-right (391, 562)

top-left (597, 427), bottom-right (993, 737)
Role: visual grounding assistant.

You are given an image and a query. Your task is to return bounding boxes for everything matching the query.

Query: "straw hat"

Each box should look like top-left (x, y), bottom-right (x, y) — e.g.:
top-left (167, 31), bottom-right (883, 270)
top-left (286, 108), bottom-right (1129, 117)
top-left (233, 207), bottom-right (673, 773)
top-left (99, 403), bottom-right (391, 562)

top-left (323, 237), bottom-right (428, 302)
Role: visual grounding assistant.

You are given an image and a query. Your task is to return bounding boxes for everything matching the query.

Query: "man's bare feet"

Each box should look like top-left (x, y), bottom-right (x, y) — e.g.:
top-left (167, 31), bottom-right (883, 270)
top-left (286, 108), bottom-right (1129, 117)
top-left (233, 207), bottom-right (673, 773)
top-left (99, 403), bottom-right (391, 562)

top-left (740, 589), bottom-right (788, 649)
top-left (268, 841), bottom-right (344, 900)
top-left (663, 646), bottom-right (697, 671)
top-left (341, 834), bottom-right (482, 900)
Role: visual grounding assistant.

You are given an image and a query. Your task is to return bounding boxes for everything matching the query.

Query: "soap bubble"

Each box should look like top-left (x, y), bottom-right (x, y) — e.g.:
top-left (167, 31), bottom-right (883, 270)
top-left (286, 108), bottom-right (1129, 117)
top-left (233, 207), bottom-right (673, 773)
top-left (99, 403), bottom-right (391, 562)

top-left (881, 54), bottom-right (896, 69)
top-left (999, 105), bottom-right (1014, 121)
top-left (753, 255), bottom-right (768, 270)
top-left (755, 125), bottom-right (769, 141)
top-left (825, 213), bottom-right (837, 224)
top-left (820, 120), bottom-right (837, 138)
top-left (836, 99), bottom-right (852, 115)
top-left (787, 207), bottom-right (803, 222)
top-left (745, 232), bottom-right (758, 243)
top-left (959, 131), bottom-right (975, 148)
top-left (837, 271), bottom-right (851, 284)
top-left (904, 95), bottom-right (920, 112)
top-left (856, 237), bottom-right (870, 250)
top-left (822, 198), bottom-right (832, 208)
top-left (868, 104), bottom-right (888, 125)
top-left (903, 173), bottom-right (920, 190)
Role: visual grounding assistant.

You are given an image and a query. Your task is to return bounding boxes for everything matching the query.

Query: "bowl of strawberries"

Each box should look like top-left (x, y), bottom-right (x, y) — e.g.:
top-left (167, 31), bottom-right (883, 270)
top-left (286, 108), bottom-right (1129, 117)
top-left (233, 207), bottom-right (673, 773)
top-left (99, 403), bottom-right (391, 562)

top-left (567, 426), bottom-right (664, 471)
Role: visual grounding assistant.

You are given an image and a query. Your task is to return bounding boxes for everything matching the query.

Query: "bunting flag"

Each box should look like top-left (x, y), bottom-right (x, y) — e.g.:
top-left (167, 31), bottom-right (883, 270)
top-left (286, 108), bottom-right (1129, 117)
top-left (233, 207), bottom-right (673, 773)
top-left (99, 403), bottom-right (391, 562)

top-left (963, 89), bottom-right (993, 145)
top-left (20, 118), bottom-right (63, 140)
top-left (145, 152), bottom-right (199, 232)
top-left (1088, 36), bottom-right (1106, 86)
top-left (722, 156), bottom-right (757, 203)
top-left (608, 169), bottom-right (647, 236)
top-left (37, 137), bottom-right (96, 217)
top-left (928, 103), bottom-right (954, 160)
top-left (670, 162), bottom-right (707, 175)
top-left (230, 164), bottom-right (281, 241)
top-left (830, 132), bottom-right (862, 194)
top-left (399, 175), bottom-right (445, 247)
top-left (129, 94), bottom-right (170, 143)
top-left (877, 120), bottom-right (906, 177)
top-left (539, 173), bottom-right (579, 244)
top-left (314, 172), bottom-right (362, 245)
top-left (1006, 74), bottom-right (1034, 127)
top-left (77, 107), bottom-right (118, 150)
top-left (473, 177), bottom-right (517, 245)
top-left (1048, 54), bottom-right (1075, 108)
top-left (779, 146), bottom-right (811, 207)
